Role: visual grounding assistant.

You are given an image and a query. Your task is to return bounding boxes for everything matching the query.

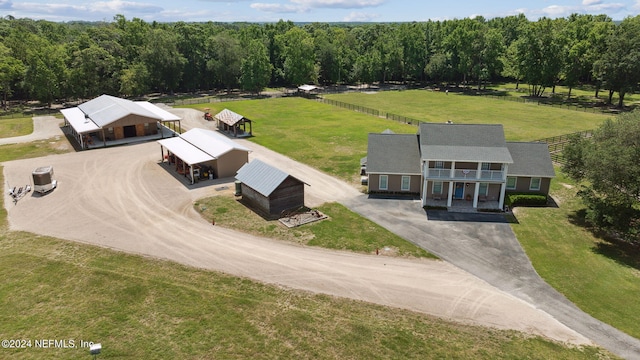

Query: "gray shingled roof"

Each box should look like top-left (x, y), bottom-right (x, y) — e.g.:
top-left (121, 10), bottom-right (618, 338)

top-left (419, 123), bottom-right (513, 163)
top-left (78, 94), bottom-right (161, 127)
top-left (236, 159), bottom-right (300, 197)
top-left (366, 133), bottom-right (421, 174)
top-left (506, 142), bottom-right (556, 178)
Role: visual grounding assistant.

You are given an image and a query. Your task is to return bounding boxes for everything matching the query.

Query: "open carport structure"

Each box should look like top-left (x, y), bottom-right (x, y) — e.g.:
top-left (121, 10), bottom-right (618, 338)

top-left (158, 128), bottom-right (250, 184)
top-left (214, 109), bottom-right (252, 138)
top-left (61, 95), bottom-right (181, 150)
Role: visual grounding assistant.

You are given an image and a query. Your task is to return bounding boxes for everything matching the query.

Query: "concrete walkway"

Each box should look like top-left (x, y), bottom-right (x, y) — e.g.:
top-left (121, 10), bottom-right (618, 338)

top-left (342, 195), bottom-right (640, 360)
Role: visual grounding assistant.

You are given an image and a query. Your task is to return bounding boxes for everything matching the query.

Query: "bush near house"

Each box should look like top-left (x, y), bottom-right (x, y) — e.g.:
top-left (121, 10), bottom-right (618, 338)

top-left (506, 193), bottom-right (549, 207)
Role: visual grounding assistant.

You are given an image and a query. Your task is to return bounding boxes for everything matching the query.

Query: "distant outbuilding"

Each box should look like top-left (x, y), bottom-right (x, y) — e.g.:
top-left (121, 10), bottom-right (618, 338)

top-left (214, 109), bottom-right (252, 137)
top-left (235, 159), bottom-right (307, 219)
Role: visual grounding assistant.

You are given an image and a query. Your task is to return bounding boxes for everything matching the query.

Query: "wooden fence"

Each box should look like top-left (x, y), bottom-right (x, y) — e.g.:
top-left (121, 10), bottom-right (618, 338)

top-left (534, 130), bottom-right (593, 164)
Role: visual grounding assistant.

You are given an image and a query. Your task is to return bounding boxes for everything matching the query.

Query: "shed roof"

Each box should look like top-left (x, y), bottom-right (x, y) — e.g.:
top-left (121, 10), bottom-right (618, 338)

top-left (157, 137), bottom-right (214, 165)
top-left (181, 128), bottom-right (250, 158)
top-left (214, 109), bottom-right (247, 127)
top-left (158, 128), bottom-right (250, 165)
top-left (366, 133), bottom-right (421, 174)
top-left (506, 142), bottom-right (556, 178)
top-left (298, 84), bottom-right (319, 92)
top-left (419, 123), bottom-right (513, 163)
top-left (236, 159), bottom-right (303, 197)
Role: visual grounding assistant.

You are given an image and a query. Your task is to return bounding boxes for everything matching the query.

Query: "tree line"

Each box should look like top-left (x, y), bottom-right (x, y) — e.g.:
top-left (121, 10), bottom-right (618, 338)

top-left (1, 13), bottom-right (639, 108)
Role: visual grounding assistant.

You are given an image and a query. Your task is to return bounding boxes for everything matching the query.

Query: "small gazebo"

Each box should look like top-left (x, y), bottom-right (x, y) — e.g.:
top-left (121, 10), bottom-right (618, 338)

top-left (214, 109), bottom-right (252, 138)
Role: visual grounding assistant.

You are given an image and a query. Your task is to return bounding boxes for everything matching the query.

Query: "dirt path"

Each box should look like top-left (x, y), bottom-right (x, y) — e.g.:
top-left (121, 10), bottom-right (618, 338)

top-left (3, 139), bottom-right (590, 347)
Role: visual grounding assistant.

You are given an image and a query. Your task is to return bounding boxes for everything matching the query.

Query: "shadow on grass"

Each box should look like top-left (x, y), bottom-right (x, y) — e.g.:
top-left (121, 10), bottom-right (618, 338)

top-left (568, 208), bottom-right (640, 271)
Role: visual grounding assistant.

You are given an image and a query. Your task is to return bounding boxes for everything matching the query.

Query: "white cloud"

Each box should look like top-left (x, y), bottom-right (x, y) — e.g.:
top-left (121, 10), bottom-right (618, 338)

top-left (635, 0), bottom-right (640, 9)
top-left (342, 11), bottom-right (378, 21)
top-left (0, 0), bottom-right (12, 10)
top-left (251, 0), bottom-right (383, 14)
top-left (250, 2), bottom-right (307, 13)
top-left (582, 0), bottom-right (602, 5)
top-left (12, 0), bottom-right (162, 20)
top-left (291, 0), bottom-right (384, 9)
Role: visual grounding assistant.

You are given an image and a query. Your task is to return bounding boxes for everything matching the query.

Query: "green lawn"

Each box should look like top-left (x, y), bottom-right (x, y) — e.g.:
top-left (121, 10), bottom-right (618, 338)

top-left (181, 97), bottom-right (417, 183)
top-left (0, 117), bottom-right (33, 138)
top-left (511, 170), bottom-right (640, 339)
top-left (195, 196), bottom-right (434, 258)
top-left (323, 89), bottom-right (610, 141)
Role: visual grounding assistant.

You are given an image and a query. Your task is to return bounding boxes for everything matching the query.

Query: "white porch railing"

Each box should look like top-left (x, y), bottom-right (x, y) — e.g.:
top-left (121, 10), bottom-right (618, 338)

top-left (427, 168), bottom-right (504, 180)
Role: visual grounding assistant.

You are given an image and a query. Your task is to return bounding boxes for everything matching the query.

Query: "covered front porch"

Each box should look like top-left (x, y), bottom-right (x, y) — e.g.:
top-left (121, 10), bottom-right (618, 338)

top-left (422, 180), bottom-right (506, 211)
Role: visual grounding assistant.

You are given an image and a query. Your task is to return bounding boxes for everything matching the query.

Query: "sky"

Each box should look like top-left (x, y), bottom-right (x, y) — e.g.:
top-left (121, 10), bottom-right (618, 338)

top-left (0, 0), bottom-right (638, 23)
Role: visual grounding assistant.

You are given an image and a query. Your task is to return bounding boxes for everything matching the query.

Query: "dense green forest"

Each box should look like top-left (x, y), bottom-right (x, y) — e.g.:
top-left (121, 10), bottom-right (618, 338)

top-left (1, 13), bottom-right (639, 108)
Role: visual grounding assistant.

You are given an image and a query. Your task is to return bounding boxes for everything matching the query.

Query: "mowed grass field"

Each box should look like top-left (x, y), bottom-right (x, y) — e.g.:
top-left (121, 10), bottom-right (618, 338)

top-left (183, 97), bottom-right (417, 183)
top-left (323, 89), bottom-right (609, 141)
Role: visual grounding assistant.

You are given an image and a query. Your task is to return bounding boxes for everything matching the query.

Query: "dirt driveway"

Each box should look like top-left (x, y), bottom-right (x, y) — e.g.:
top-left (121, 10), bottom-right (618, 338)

top-left (3, 142), bottom-right (590, 348)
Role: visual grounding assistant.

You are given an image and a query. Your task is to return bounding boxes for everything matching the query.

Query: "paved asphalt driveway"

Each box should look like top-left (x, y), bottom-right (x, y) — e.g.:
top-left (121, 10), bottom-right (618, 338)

top-left (342, 195), bottom-right (640, 360)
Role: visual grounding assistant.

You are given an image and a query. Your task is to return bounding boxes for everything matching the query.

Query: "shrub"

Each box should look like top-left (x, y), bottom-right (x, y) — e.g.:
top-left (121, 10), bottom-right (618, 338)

top-left (506, 193), bottom-right (548, 207)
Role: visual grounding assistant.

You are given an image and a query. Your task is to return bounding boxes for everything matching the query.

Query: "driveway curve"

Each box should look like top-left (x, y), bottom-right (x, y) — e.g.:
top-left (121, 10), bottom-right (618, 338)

top-left (342, 196), bottom-right (640, 359)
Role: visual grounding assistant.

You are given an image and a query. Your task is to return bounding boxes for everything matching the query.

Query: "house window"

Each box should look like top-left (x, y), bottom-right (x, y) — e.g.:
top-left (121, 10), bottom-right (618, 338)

top-left (506, 177), bottom-right (517, 190)
top-left (479, 182), bottom-right (488, 195)
top-left (401, 176), bottom-right (411, 191)
top-left (530, 177), bottom-right (541, 191)
top-left (108, 127), bottom-right (114, 133)
top-left (379, 175), bottom-right (388, 190)
top-left (481, 162), bottom-right (491, 170)
top-left (435, 161), bottom-right (444, 169)
top-left (432, 181), bottom-right (443, 194)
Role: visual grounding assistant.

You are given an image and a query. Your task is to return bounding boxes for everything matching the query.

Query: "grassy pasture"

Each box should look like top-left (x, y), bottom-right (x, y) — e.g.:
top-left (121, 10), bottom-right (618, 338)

top-left (323, 89), bottom-right (610, 141)
top-left (182, 97), bottom-right (417, 183)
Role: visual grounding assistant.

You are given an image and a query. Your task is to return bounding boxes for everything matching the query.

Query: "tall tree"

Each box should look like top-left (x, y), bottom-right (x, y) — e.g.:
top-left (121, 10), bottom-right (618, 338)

top-left (240, 39), bottom-right (272, 95)
top-left (0, 43), bottom-right (25, 108)
top-left (141, 28), bottom-right (186, 94)
top-left (514, 18), bottom-right (564, 97)
top-left (593, 15), bottom-right (640, 108)
top-left (24, 37), bottom-right (67, 107)
top-left (206, 32), bottom-right (242, 94)
top-left (563, 111), bottom-right (640, 243)
top-left (277, 27), bottom-right (317, 86)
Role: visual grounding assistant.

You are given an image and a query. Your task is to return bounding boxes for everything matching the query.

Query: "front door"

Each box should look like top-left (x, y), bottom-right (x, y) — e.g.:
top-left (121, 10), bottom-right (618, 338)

top-left (454, 182), bottom-right (464, 199)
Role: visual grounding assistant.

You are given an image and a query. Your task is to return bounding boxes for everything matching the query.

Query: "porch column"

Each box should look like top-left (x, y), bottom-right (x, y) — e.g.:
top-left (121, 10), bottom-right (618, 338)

top-left (447, 181), bottom-right (454, 207)
top-left (189, 165), bottom-right (194, 185)
top-left (473, 182), bottom-right (480, 208)
top-left (498, 183), bottom-right (506, 210)
top-left (449, 161), bottom-right (456, 178)
top-left (160, 145), bottom-right (164, 163)
top-left (422, 179), bottom-right (428, 207)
